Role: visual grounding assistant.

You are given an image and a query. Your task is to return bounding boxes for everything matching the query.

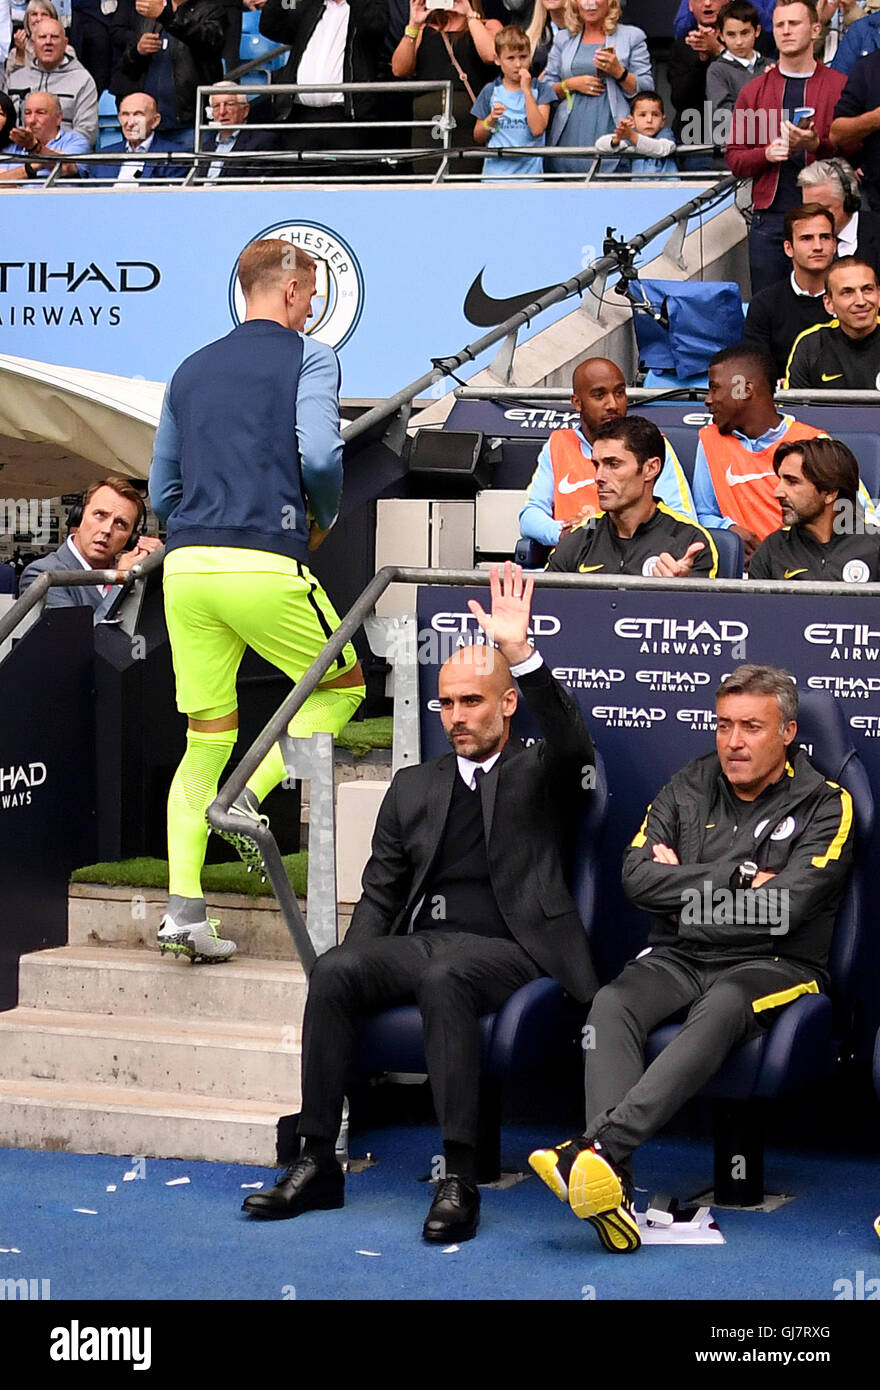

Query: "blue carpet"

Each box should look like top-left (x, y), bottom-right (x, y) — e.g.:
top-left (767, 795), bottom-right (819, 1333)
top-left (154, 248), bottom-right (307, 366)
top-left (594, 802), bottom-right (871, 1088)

top-left (1, 1128), bottom-right (878, 1301)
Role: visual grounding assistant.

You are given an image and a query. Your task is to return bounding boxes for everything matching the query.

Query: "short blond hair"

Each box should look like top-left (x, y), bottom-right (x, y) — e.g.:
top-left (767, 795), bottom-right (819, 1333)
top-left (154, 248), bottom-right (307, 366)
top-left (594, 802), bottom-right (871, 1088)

top-left (236, 239), bottom-right (317, 298)
top-left (562, 0), bottom-right (620, 35)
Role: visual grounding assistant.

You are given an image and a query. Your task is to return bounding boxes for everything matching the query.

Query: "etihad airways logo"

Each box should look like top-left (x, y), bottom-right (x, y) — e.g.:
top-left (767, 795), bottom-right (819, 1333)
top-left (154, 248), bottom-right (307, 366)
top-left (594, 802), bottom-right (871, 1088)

top-left (615, 617), bottom-right (748, 656)
top-left (432, 613), bottom-right (561, 637)
top-left (592, 705), bottom-right (666, 728)
top-left (553, 666), bottom-right (624, 690)
top-left (850, 715), bottom-right (880, 736)
top-left (636, 669), bottom-right (711, 692)
top-left (808, 675), bottom-right (880, 700)
top-left (677, 708), bottom-right (717, 732)
top-left (0, 762), bottom-right (46, 809)
top-left (804, 622), bottom-right (880, 661)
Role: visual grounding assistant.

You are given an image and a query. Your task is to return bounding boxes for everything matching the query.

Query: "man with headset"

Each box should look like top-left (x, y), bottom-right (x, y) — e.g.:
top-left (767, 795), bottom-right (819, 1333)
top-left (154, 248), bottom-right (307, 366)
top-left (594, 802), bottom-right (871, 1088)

top-left (798, 158), bottom-right (880, 273)
top-left (19, 477), bottom-right (161, 623)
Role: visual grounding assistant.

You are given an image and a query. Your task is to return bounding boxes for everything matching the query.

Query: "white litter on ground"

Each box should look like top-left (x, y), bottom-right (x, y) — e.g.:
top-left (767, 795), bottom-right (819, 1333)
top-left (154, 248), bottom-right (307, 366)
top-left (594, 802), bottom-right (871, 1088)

top-left (165, 1178), bottom-right (190, 1187)
top-left (355, 1250), bottom-right (381, 1257)
top-left (73, 1209), bottom-right (98, 1215)
top-left (442, 1245), bottom-right (460, 1253)
top-left (241, 1182), bottom-right (264, 1190)
top-left (106, 1185), bottom-right (117, 1193)
top-left (123, 1171), bottom-right (139, 1182)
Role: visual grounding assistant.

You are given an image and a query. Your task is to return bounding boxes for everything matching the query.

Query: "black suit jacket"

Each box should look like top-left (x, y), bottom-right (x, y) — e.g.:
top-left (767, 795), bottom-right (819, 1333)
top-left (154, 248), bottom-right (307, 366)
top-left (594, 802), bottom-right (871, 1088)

top-left (345, 661), bottom-right (599, 1004)
top-left (855, 209), bottom-right (880, 276)
top-left (201, 120), bottom-right (287, 179)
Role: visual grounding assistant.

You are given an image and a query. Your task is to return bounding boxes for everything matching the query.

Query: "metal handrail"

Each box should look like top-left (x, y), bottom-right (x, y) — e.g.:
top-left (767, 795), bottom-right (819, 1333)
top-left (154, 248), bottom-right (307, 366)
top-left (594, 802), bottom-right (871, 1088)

top-left (340, 175), bottom-right (738, 446)
top-left (0, 546), bottom-right (165, 647)
top-left (207, 564), bottom-right (880, 968)
top-left (452, 387), bottom-right (880, 406)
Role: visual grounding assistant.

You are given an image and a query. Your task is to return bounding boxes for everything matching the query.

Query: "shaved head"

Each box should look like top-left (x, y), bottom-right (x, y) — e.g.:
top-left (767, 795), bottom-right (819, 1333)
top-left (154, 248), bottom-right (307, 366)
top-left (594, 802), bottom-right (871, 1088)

top-left (437, 644), bottom-right (517, 761)
top-left (571, 358), bottom-right (629, 441)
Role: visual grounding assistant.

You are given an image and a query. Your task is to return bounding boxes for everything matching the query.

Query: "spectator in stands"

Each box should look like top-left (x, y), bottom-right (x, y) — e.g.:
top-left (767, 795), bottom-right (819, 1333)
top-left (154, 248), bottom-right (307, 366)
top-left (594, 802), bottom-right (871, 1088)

top-left (829, 50), bottom-right (880, 212)
top-left (750, 436), bottom-right (880, 578)
top-left (199, 81), bottom-right (285, 179)
top-left (726, 0), bottom-right (846, 293)
top-left (8, 15), bottom-right (99, 144)
top-left (89, 90), bottom-right (178, 178)
top-left (19, 477), bottom-right (160, 620)
top-left (518, 358), bottom-right (697, 550)
top-left (259, 0), bottom-right (386, 171)
top-left (595, 89), bottom-right (677, 172)
top-left (693, 343), bottom-right (824, 558)
top-left (70, 0), bottom-right (135, 96)
top-left (0, 89), bottom-right (89, 176)
top-left (799, 157), bottom-right (880, 270)
top-left (744, 202), bottom-right (837, 377)
top-left (472, 25), bottom-right (554, 177)
top-left (543, 0), bottom-right (652, 173)
top-left (669, 0), bottom-right (723, 162)
top-left (784, 254), bottom-right (880, 385)
top-left (6, 1), bottom-right (63, 79)
top-left (705, 1), bottom-right (771, 142)
top-left (242, 564), bottom-right (599, 1241)
top-left (392, 0), bottom-right (500, 159)
top-left (0, 90), bottom-right (17, 147)
top-left (525, 0), bottom-right (568, 74)
top-left (830, 4), bottom-right (880, 72)
top-left (676, 0), bottom-right (774, 35)
top-left (546, 417), bottom-right (718, 577)
top-left (119, 0), bottom-right (226, 149)
top-left (530, 663), bottom-right (854, 1253)
top-left (0, 560), bottom-right (16, 596)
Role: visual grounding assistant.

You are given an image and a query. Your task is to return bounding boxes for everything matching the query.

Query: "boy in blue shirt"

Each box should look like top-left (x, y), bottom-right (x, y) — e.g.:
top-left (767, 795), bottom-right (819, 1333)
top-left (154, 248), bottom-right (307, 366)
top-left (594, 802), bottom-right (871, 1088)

top-left (472, 26), bottom-right (555, 180)
top-left (595, 91), bottom-right (677, 175)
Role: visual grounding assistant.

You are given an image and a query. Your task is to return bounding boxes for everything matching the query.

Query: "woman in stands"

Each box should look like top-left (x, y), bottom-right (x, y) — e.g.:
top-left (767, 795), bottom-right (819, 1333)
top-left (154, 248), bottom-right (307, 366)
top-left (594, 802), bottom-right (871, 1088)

top-left (526, 0), bottom-right (568, 76)
top-left (392, 0), bottom-right (502, 155)
top-left (543, 0), bottom-right (652, 173)
top-left (0, 92), bottom-right (17, 151)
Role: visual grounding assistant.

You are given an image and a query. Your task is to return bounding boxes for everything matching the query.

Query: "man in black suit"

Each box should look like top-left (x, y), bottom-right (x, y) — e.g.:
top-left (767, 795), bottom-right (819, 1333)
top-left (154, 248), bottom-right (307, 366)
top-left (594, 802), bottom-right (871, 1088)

top-left (243, 562), bottom-right (599, 1241)
top-left (199, 83), bottom-right (286, 179)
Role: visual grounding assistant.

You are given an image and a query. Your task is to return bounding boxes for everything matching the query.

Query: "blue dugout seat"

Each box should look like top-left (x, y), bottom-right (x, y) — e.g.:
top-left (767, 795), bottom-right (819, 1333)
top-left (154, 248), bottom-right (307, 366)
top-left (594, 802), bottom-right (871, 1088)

top-left (642, 689), bottom-right (875, 1205)
top-left (355, 752), bottom-right (608, 1182)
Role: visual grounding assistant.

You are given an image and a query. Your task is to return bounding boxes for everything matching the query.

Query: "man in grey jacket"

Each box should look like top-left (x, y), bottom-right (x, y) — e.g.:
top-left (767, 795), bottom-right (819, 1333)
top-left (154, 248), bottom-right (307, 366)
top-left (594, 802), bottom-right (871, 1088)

top-left (19, 478), bottom-right (160, 622)
top-left (7, 16), bottom-right (99, 145)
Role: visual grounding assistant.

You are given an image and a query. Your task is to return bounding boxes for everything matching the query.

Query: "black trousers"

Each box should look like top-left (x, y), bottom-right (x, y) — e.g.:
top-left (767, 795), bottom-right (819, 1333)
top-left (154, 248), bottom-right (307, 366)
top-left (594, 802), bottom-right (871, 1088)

top-left (583, 947), bottom-right (821, 1177)
top-left (298, 931), bottom-right (543, 1148)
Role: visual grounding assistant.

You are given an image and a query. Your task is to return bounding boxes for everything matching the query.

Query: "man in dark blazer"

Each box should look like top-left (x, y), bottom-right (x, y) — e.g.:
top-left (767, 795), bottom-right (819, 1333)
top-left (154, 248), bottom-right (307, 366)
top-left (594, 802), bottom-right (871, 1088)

top-left (19, 477), bottom-right (160, 622)
top-left (198, 85), bottom-right (286, 180)
top-left (91, 92), bottom-right (179, 180)
top-left (243, 562), bottom-right (599, 1241)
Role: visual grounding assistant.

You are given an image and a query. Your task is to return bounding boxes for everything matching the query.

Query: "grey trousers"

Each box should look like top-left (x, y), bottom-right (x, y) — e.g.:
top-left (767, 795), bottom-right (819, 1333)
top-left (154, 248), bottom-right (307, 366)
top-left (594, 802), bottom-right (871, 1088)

top-left (583, 946), bottom-right (820, 1176)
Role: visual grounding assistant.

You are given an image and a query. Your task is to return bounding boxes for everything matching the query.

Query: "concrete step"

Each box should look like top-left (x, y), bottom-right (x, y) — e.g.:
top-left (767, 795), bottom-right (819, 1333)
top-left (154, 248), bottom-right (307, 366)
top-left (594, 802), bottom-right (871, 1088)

top-left (0, 1076), bottom-right (285, 1166)
top-left (17, 946), bottom-right (308, 1026)
top-left (68, 885), bottom-right (354, 960)
top-left (0, 1007), bottom-right (302, 1106)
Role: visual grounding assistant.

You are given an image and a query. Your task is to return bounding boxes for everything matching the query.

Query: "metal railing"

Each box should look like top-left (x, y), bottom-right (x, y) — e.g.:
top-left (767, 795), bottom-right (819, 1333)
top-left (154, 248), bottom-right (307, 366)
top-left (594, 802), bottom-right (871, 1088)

top-left (207, 563), bottom-right (880, 971)
top-left (341, 175), bottom-right (737, 448)
top-left (452, 386), bottom-right (880, 407)
top-left (0, 547), bottom-right (165, 647)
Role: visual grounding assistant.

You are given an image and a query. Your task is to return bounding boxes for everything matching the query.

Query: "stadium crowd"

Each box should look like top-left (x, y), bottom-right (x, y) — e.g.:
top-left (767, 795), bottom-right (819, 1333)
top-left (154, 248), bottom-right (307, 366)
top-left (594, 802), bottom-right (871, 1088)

top-left (0, 0), bottom-right (877, 196)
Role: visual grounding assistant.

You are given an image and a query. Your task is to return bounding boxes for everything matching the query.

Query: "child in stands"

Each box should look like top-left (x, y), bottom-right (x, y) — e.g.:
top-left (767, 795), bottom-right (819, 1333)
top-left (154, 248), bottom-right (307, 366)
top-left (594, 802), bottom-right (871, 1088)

top-left (595, 90), bottom-right (677, 173)
top-left (472, 26), bottom-right (556, 179)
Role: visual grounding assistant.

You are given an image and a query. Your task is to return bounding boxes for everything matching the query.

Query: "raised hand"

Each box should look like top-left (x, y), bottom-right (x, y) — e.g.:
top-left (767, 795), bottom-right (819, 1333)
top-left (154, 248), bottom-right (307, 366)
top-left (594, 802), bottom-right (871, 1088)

top-left (466, 561), bottom-right (534, 665)
top-left (652, 541), bottom-right (705, 578)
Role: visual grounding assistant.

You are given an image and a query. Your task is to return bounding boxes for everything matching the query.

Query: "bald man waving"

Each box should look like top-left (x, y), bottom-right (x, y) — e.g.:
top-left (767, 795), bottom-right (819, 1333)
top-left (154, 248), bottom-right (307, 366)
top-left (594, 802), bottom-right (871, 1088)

top-left (243, 562), bottom-right (599, 1243)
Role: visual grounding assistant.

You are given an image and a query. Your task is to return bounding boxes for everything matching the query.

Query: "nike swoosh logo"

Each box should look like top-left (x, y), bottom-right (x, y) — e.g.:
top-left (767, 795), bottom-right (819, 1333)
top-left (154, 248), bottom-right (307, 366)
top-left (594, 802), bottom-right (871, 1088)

top-left (558, 474), bottom-right (594, 495)
top-left (463, 268), bottom-right (556, 327)
top-left (821, 372), bottom-right (843, 382)
top-left (725, 467), bottom-right (775, 486)
top-left (784, 568), bottom-right (807, 578)
top-left (578, 563), bottom-right (604, 572)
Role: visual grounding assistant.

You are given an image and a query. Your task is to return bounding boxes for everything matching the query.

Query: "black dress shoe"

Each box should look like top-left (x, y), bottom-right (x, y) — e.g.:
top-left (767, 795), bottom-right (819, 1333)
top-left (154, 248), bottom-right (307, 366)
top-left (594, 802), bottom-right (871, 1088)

top-left (422, 1176), bottom-right (481, 1243)
top-left (242, 1156), bottom-right (344, 1220)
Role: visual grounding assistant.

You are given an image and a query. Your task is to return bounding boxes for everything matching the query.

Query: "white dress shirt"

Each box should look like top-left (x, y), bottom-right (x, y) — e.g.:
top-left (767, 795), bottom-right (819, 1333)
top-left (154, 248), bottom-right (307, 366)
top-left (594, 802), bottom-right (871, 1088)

top-left (296, 0), bottom-right (349, 107)
top-left (116, 131), bottom-right (156, 183)
top-left (838, 211), bottom-right (859, 259)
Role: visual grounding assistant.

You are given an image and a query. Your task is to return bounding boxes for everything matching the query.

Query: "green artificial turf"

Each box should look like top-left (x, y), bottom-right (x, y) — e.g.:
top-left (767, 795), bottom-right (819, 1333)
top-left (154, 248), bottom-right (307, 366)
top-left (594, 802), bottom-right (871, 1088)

top-left (70, 854), bottom-right (308, 898)
top-left (336, 716), bottom-right (392, 758)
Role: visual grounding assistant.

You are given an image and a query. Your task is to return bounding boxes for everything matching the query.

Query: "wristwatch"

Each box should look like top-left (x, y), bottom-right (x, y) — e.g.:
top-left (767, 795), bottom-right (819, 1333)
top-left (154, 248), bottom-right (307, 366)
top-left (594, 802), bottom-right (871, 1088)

top-left (736, 860), bottom-right (758, 890)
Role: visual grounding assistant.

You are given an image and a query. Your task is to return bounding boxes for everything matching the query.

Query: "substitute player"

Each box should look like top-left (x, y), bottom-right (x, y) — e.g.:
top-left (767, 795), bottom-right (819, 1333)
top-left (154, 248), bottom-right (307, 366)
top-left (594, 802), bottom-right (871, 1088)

top-left (149, 239), bottom-right (365, 962)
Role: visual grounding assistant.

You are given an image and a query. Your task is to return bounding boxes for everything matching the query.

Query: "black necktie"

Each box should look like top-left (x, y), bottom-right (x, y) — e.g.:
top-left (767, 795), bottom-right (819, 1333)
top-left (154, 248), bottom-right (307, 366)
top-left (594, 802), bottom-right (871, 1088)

top-left (472, 767), bottom-right (486, 792)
